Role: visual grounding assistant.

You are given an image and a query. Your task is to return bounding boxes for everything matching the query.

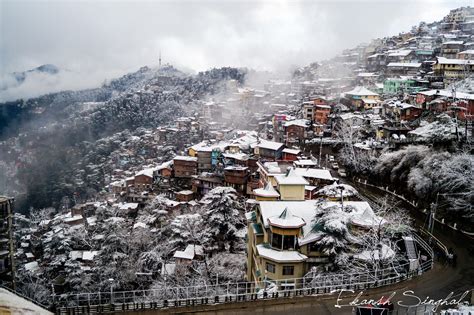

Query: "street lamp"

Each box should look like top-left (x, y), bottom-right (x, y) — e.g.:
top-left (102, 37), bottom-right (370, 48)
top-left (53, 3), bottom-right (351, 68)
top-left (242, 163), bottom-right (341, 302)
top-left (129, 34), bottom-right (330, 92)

top-left (108, 278), bottom-right (114, 304)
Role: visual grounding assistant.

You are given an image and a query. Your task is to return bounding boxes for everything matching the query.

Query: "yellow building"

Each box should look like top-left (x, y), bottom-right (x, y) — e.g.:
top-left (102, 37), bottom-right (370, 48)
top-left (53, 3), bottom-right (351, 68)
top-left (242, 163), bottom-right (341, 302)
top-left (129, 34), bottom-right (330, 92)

top-left (274, 168), bottom-right (308, 201)
top-left (246, 200), bottom-right (380, 287)
top-left (433, 57), bottom-right (474, 86)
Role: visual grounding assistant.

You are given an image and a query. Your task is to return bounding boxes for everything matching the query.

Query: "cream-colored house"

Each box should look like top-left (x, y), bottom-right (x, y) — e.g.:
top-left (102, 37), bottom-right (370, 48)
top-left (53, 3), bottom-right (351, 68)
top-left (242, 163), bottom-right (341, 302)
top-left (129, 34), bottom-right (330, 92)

top-left (246, 200), bottom-right (383, 287)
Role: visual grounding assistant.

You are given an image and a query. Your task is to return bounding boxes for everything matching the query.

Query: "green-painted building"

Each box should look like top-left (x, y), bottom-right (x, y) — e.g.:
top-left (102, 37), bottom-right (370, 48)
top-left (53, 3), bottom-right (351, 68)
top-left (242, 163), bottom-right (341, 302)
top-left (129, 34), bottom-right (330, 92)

top-left (383, 78), bottom-right (425, 95)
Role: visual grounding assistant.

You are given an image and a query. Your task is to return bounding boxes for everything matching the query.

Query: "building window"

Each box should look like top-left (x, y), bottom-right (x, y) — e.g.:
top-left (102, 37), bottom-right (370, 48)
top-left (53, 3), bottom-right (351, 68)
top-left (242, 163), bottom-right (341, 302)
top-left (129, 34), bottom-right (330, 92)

top-left (271, 233), bottom-right (283, 249)
top-left (282, 265), bottom-right (294, 276)
top-left (266, 262), bottom-right (275, 273)
top-left (282, 235), bottom-right (296, 250)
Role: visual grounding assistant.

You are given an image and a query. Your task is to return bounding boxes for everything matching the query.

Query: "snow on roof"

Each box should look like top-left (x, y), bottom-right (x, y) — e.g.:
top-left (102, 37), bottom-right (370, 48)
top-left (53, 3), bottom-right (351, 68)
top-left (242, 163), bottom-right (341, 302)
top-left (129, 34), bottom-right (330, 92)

top-left (190, 141), bottom-right (229, 152)
top-left (262, 161), bottom-right (284, 174)
top-left (173, 156), bottom-right (198, 162)
top-left (223, 152), bottom-right (249, 161)
top-left (339, 113), bottom-right (364, 121)
top-left (282, 148), bottom-right (301, 155)
top-left (173, 244), bottom-right (203, 260)
top-left (118, 203), bottom-right (139, 210)
top-left (317, 182), bottom-right (359, 198)
top-left (135, 168), bottom-right (154, 178)
top-left (437, 57), bottom-right (474, 65)
top-left (178, 190), bottom-right (194, 195)
top-left (284, 119), bottom-right (309, 128)
top-left (24, 261), bottom-right (39, 272)
top-left (63, 215), bottom-right (83, 223)
top-left (255, 139), bottom-right (285, 151)
top-left (353, 243), bottom-right (395, 261)
top-left (387, 62), bottom-right (421, 68)
top-left (70, 251), bottom-right (83, 260)
top-left (388, 49), bottom-right (412, 57)
top-left (275, 168), bottom-right (309, 185)
top-left (458, 49), bottom-right (474, 54)
top-left (224, 165), bottom-right (248, 171)
top-left (345, 86), bottom-right (379, 97)
top-left (419, 89), bottom-right (474, 100)
top-left (253, 183), bottom-right (281, 198)
top-left (442, 40), bottom-right (464, 45)
top-left (82, 251), bottom-right (98, 261)
top-left (268, 208), bottom-right (306, 229)
top-left (294, 159), bottom-right (318, 167)
top-left (357, 72), bottom-right (378, 77)
top-left (293, 168), bottom-right (333, 181)
top-left (256, 244), bottom-right (307, 262)
top-left (305, 185), bottom-right (317, 191)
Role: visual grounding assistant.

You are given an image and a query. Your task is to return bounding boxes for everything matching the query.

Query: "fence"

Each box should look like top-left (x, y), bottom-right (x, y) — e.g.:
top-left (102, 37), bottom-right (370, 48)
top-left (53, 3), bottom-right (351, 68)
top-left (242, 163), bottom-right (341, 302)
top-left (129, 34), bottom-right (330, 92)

top-left (54, 235), bottom-right (434, 314)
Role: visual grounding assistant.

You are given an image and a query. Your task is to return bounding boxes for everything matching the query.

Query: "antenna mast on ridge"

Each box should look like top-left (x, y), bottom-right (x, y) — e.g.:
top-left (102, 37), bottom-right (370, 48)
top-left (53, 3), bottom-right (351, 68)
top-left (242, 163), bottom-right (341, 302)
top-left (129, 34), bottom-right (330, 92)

top-left (159, 50), bottom-right (162, 68)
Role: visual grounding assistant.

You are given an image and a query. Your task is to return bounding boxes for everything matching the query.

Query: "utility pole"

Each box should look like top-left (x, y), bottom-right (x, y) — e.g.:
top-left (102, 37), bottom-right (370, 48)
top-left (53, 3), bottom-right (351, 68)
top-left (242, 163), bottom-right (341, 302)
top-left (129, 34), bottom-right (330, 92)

top-left (319, 135), bottom-right (323, 168)
top-left (429, 192), bottom-right (439, 234)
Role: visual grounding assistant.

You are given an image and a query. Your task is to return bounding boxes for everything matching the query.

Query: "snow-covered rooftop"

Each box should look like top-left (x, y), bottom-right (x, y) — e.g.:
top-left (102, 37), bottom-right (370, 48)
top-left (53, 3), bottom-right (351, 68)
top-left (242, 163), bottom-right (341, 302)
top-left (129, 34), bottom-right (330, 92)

top-left (267, 208), bottom-right (306, 229)
top-left (275, 168), bottom-right (309, 185)
top-left (173, 244), bottom-right (203, 260)
top-left (284, 119), bottom-right (310, 128)
top-left (345, 86), bottom-right (379, 97)
top-left (255, 139), bottom-right (285, 151)
top-left (293, 168), bottom-right (334, 181)
top-left (253, 183), bottom-right (280, 198)
top-left (387, 62), bottom-right (422, 68)
top-left (437, 57), bottom-right (474, 65)
top-left (256, 244), bottom-right (307, 262)
top-left (173, 156), bottom-right (198, 162)
top-left (293, 159), bottom-right (318, 167)
top-left (282, 148), bottom-right (301, 155)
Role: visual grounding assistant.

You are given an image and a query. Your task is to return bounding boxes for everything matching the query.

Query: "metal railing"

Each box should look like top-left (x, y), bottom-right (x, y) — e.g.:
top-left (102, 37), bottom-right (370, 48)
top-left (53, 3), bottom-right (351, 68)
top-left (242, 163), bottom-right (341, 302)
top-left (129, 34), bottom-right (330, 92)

top-left (54, 235), bottom-right (435, 313)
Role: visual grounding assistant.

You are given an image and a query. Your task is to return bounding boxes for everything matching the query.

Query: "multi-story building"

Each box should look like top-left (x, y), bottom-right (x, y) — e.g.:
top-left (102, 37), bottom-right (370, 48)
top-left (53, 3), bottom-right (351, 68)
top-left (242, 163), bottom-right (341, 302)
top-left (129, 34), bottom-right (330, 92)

top-left (433, 57), bottom-right (474, 86)
top-left (344, 86), bottom-right (380, 109)
top-left (246, 198), bottom-right (381, 285)
top-left (440, 41), bottom-right (465, 59)
top-left (0, 196), bottom-right (15, 289)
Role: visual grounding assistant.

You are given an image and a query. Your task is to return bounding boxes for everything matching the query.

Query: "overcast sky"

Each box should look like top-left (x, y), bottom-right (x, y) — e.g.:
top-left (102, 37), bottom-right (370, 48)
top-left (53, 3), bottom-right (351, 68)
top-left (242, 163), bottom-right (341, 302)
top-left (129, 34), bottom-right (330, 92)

top-left (0, 0), bottom-right (472, 99)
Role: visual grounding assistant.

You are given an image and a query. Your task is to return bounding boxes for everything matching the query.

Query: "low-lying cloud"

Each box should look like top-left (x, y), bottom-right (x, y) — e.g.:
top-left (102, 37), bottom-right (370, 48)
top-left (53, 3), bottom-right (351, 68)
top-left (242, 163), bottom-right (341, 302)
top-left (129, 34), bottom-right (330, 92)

top-left (1, 0), bottom-right (472, 101)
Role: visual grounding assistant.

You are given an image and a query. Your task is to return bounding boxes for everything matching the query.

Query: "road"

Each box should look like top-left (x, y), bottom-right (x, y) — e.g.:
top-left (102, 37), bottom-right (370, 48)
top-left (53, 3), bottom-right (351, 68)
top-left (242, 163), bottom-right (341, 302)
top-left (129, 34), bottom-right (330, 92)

top-left (133, 182), bottom-right (474, 315)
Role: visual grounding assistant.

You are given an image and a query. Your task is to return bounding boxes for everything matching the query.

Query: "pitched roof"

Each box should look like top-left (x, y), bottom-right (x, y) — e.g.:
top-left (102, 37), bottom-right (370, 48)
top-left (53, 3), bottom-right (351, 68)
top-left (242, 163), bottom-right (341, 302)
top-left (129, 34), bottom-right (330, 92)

top-left (345, 86), bottom-right (379, 97)
top-left (275, 168), bottom-right (309, 185)
top-left (267, 207), bottom-right (306, 229)
top-left (253, 183), bottom-right (280, 198)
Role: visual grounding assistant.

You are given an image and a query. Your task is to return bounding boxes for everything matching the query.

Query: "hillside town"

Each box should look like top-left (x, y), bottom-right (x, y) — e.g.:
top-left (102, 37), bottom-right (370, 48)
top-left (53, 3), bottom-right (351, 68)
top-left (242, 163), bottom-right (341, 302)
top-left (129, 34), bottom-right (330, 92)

top-left (1, 5), bottom-right (473, 314)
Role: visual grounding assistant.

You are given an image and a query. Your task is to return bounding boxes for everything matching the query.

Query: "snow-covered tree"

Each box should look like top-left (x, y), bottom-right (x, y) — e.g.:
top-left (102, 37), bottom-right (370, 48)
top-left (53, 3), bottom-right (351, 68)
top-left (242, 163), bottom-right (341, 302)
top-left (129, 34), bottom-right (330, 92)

top-left (312, 202), bottom-right (359, 267)
top-left (200, 187), bottom-right (245, 252)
